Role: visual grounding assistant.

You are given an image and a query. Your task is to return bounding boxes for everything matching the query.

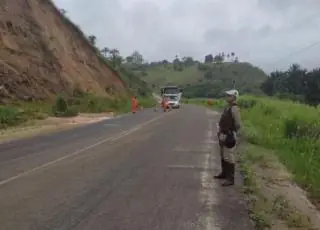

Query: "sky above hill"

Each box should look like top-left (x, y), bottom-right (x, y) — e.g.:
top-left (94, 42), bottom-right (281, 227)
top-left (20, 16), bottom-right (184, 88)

top-left (53, 0), bottom-right (320, 71)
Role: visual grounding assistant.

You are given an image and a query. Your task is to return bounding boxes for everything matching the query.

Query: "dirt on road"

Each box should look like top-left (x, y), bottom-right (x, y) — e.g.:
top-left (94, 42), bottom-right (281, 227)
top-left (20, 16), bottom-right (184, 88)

top-left (0, 112), bottom-right (114, 143)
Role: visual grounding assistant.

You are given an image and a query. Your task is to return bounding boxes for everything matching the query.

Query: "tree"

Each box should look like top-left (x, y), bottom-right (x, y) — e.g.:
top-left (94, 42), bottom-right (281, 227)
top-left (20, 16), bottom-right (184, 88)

top-left (162, 59), bottom-right (169, 66)
top-left (204, 54), bottom-right (213, 63)
top-left (60, 9), bottom-right (67, 15)
top-left (131, 51), bottom-right (144, 65)
top-left (197, 63), bottom-right (210, 71)
top-left (126, 56), bottom-right (133, 63)
top-left (204, 70), bottom-right (214, 80)
top-left (88, 35), bottom-right (96, 46)
top-left (182, 56), bottom-right (194, 67)
top-left (100, 47), bottom-right (109, 57)
top-left (109, 49), bottom-right (122, 68)
top-left (305, 69), bottom-right (320, 105)
top-left (213, 54), bottom-right (224, 64)
top-left (173, 55), bottom-right (183, 71)
top-left (260, 64), bottom-right (320, 105)
top-left (260, 71), bottom-right (281, 96)
top-left (231, 52), bottom-right (235, 61)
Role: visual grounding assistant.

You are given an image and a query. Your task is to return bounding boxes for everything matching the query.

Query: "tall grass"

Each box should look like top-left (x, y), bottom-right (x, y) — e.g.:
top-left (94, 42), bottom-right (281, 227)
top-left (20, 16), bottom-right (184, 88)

top-left (190, 96), bottom-right (320, 201)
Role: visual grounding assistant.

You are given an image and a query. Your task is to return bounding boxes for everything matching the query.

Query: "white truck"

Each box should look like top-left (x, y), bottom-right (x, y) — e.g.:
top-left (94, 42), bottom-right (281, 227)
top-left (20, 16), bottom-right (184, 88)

top-left (161, 86), bottom-right (182, 109)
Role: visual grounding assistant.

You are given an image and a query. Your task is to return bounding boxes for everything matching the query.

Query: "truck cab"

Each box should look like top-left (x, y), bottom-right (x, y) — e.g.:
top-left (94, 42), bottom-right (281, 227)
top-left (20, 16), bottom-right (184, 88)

top-left (160, 85), bottom-right (182, 109)
top-left (163, 94), bottom-right (181, 109)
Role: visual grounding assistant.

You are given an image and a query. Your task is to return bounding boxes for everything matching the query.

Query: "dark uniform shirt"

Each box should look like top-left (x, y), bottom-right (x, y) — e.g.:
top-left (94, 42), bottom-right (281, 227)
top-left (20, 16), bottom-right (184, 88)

top-left (218, 104), bottom-right (241, 134)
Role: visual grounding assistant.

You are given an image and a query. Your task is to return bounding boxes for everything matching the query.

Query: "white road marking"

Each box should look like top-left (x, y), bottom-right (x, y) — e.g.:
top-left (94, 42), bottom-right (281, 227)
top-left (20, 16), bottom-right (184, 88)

top-left (0, 114), bottom-right (167, 188)
top-left (103, 124), bottom-right (120, 127)
top-left (198, 119), bottom-right (221, 230)
top-left (203, 140), bottom-right (218, 144)
top-left (206, 110), bottom-right (220, 116)
top-left (167, 165), bottom-right (198, 169)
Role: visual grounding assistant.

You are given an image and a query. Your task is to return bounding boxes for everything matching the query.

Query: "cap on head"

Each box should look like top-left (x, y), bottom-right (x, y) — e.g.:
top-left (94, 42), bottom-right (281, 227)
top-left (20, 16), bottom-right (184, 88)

top-left (225, 89), bottom-right (239, 99)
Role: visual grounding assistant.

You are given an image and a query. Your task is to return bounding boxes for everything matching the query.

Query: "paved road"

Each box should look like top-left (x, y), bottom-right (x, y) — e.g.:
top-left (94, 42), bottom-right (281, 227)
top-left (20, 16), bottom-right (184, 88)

top-left (0, 105), bottom-right (253, 230)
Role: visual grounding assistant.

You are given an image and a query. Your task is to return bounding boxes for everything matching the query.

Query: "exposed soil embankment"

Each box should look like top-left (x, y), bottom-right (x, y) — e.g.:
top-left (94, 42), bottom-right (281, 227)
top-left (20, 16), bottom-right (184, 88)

top-left (0, 0), bottom-right (126, 102)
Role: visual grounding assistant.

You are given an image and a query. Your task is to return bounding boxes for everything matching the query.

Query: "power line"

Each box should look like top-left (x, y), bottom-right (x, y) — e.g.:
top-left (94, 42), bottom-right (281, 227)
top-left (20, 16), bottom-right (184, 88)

top-left (216, 12), bottom-right (320, 89)
top-left (269, 41), bottom-right (320, 65)
top-left (231, 40), bottom-right (320, 88)
top-left (222, 12), bottom-right (320, 52)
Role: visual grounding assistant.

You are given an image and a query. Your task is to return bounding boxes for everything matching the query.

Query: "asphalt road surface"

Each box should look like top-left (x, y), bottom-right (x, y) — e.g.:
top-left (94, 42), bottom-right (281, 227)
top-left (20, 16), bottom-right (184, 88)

top-left (0, 105), bottom-right (253, 230)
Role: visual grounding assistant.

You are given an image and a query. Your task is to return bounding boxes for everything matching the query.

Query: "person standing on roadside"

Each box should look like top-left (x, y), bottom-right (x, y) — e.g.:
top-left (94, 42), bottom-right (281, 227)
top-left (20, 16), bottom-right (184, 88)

top-left (162, 96), bottom-right (169, 112)
top-left (131, 96), bottom-right (139, 114)
top-left (214, 89), bottom-right (241, 186)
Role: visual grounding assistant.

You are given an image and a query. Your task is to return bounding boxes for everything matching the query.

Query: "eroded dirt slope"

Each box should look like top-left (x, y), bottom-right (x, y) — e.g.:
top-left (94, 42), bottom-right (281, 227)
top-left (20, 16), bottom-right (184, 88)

top-left (0, 0), bottom-right (126, 102)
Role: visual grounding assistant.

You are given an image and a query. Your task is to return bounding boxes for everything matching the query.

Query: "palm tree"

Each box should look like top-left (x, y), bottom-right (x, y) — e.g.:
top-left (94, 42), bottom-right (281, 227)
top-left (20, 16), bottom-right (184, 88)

top-left (109, 49), bottom-right (119, 58)
top-left (100, 47), bottom-right (109, 57)
top-left (109, 49), bottom-right (120, 68)
top-left (231, 52), bottom-right (235, 61)
top-left (60, 9), bottom-right (67, 15)
top-left (88, 35), bottom-right (96, 46)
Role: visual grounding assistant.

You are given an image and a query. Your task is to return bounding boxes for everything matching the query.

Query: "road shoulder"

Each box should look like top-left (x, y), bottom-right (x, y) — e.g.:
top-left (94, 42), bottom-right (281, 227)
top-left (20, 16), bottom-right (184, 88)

top-left (0, 113), bottom-right (115, 144)
top-left (239, 144), bottom-right (320, 229)
top-left (205, 109), bottom-right (254, 230)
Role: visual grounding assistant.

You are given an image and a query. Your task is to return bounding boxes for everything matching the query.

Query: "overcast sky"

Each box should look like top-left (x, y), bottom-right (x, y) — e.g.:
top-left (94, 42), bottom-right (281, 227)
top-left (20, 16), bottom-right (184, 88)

top-left (53, 0), bottom-right (320, 71)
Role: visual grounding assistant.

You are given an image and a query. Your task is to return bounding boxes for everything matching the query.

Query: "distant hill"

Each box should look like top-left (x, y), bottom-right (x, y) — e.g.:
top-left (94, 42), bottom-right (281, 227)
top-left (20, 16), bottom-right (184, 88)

top-left (137, 62), bottom-right (268, 98)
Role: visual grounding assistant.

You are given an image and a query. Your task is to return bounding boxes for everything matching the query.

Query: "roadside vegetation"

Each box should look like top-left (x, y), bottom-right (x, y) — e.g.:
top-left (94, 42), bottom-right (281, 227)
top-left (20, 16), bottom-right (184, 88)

top-left (0, 92), bottom-right (155, 130)
top-left (191, 96), bottom-right (320, 204)
top-left (189, 96), bottom-right (320, 229)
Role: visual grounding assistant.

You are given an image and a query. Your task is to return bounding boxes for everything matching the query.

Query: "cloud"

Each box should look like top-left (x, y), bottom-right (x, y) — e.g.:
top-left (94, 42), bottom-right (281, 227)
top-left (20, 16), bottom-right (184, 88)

top-left (53, 0), bottom-right (320, 71)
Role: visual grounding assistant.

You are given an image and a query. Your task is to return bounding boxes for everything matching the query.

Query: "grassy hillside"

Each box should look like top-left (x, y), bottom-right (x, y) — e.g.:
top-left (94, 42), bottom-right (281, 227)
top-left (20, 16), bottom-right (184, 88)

top-left (139, 62), bottom-right (268, 97)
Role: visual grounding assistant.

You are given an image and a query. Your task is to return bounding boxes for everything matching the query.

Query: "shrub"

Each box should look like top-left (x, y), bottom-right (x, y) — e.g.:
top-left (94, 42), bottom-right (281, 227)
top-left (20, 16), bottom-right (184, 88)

top-left (0, 106), bottom-right (26, 128)
top-left (52, 95), bottom-right (79, 117)
top-left (54, 95), bottom-right (68, 113)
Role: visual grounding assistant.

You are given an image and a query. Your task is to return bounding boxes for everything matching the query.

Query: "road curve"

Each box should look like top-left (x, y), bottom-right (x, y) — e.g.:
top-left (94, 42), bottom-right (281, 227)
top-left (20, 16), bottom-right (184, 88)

top-left (0, 105), bottom-right (253, 230)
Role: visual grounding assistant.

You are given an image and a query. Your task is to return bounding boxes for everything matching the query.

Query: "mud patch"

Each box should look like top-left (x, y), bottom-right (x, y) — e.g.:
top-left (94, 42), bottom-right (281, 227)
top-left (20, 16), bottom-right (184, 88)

top-left (0, 113), bottom-right (114, 143)
top-left (44, 113), bottom-right (114, 125)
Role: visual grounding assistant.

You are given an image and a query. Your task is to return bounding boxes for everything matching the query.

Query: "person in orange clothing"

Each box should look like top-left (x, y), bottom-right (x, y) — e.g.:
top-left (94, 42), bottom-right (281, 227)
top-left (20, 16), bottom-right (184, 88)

top-left (162, 96), bottom-right (169, 112)
top-left (161, 97), bottom-right (165, 108)
top-left (131, 96), bottom-right (139, 114)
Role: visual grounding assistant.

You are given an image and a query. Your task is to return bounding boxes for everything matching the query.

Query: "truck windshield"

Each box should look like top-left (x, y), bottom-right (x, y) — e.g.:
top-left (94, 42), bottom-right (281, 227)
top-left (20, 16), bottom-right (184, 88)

top-left (162, 87), bottom-right (179, 94)
top-left (168, 95), bottom-right (178, 101)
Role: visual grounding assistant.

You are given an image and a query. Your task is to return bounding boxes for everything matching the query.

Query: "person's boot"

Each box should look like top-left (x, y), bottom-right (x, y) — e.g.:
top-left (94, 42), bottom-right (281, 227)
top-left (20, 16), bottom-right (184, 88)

top-left (214, 159), bottom-right (227, 179)
top-left (222, 162), bottom-right (235, 186)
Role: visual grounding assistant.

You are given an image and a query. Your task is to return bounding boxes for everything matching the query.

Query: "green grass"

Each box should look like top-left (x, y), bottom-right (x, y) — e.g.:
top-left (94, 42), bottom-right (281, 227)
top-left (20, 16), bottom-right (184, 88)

top-left (142, 63), bottom-right (266, 85)
top-left (190, 96), bottom-right (320, 203)
top-left (0, 94), bottom-right (156, 129)
top-left (141, 65), bottom-right (201, 86)
top-left (139, 62), bottom-right (268, 97)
